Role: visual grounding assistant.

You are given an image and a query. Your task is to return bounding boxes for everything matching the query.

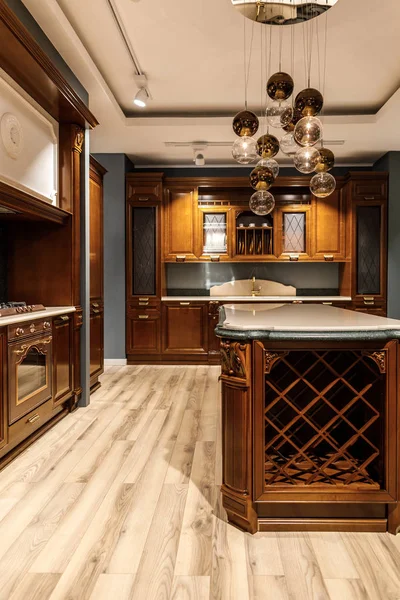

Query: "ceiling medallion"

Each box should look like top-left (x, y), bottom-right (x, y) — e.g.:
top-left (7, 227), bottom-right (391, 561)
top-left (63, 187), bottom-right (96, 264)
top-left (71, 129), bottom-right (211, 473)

top-left (231, 0), bottom-right (339, 25)
top-left (1, 113), bottom-right (24, 160)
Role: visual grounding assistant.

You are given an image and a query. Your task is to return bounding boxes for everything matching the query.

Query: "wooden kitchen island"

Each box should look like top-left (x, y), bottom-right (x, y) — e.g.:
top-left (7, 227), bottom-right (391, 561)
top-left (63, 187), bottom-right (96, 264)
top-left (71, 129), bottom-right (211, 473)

top-left (215, 304), bottom-right (400, 534)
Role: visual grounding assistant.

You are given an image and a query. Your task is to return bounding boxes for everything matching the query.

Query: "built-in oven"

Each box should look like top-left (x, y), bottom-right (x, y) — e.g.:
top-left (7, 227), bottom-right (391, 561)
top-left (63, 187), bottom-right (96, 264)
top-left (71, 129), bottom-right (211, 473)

top-left (8, 320), bottom-right (53, 424)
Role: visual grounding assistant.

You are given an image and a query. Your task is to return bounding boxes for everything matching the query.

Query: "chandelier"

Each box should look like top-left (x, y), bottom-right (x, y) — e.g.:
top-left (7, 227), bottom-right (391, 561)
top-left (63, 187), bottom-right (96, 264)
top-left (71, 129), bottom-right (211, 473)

top-left (231, 0), bottom-right (339, 215)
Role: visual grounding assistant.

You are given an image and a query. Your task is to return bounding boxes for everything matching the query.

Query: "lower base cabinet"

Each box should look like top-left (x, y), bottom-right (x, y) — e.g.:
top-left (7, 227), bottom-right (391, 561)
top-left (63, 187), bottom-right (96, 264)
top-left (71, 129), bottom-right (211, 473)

top-left (162, 302), bottom-right (208, 357)
top-left (127, 310), bottom-right (161, 356)
top-left (90, 303), bottom-right (104, 391)
top-left (53, 314), bottom-right (73, 406)
top-left (0, 330), bottom-right (6, 451)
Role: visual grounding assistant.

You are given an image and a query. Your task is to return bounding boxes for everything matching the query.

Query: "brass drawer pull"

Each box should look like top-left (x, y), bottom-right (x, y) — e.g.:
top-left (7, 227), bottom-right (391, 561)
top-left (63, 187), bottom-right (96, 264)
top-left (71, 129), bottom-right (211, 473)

top-left (139, 297), bottom-right (149, 302)
top-left (92, 303), bottom-right (99, 308)
top-left (289, 254), bottom-right (299, 262)
top-left (27, 414), bottom-right (40, 424)
top-left (138, 197), bottom-right (150, 202)
top-left (364, 196), bottom-right (375, 200)
top-left (363, 296), bottom-right (375, 305)
top-left (15, 327), bottom-right (24, 337)
top-left (292, 300), bottom-right (303, 304)
top-left (180, 302), bottom-right (190, 306)
top-left (210, 255), bottom-right (220, 262)
top-left (176, 255), bottom-right (186, 262)
top-left (60, 315), bottom-right (70, 322)
top-left (92, 309), bottom-right (100, 314)
top-left (139, 301), bottom-right (149, 306)
top-left (324, 254), bottom-right (334, 262)
top-left (322, 302), bottom-right (333, 305)
top-left (138, 315), bottom-right (149, 319)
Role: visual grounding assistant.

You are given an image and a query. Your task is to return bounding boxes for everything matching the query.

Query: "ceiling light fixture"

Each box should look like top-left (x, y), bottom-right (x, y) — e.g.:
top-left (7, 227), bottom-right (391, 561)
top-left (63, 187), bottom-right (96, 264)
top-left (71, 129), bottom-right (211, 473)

top-left (134, 88), bottom-right (149, 108)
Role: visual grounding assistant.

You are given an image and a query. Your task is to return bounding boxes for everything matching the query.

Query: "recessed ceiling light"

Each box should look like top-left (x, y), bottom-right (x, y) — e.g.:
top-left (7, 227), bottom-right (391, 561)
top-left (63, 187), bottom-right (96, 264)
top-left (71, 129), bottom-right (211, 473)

top-left (134, 88), bottom-right (148, 108)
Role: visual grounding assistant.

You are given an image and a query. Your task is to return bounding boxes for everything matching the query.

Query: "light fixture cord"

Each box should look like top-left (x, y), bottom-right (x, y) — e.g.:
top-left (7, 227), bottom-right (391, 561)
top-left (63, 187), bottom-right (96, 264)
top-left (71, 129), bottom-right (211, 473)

top-left (320, 10), bottom-right (329, 146)
top-left (245, 19), bottom-right (256, 109)
top-left (243, 4), bottom-right (247, 108)
top-left (279, 26), bottom-right (283, 72)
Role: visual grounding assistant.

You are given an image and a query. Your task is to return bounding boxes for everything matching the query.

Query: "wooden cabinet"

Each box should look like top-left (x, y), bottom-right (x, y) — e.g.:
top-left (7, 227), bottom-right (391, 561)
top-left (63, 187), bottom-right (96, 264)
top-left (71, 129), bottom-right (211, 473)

top-left (164, 182), bottom-right (198, 261)
top-left (89, 157), bottom-right (106, 392)
top-left (90, 302), bottom-right (104, 387)
top-left (275, 203), bottom-right (312, 260)
top-left (0, 330), bottom-right (6, 451)
top-left (53, 314), bottom-right (73, 406)
top-left (311, 190), bottom-right (346, 260)
top-left (162, 302), bottom-right (208, 356)
top-left (127, 311), bottom-right (161, 355)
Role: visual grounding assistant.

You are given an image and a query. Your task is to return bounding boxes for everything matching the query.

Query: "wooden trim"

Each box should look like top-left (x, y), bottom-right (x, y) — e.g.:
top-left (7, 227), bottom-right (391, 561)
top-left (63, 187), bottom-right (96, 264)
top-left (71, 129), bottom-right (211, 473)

top-left (90, 156), bottom-right (108, 177)
top-left (258, 518), bottom-right (387, 533)
top-left (0, 181), bottom-right (70, 224)
top-left (0, 1), bottom-right (98, 128)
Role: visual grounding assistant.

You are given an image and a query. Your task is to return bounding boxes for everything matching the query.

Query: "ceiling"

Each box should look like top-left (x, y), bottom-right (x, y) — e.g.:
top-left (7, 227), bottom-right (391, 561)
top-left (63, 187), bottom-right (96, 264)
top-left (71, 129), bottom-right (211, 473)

top-left (21, 0), bottom-right (400, 167)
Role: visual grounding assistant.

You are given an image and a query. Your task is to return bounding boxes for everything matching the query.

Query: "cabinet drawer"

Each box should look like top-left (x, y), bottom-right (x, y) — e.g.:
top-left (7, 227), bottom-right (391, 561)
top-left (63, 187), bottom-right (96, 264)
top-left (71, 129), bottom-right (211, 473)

top-left (353, 180), bottom-right (386, 200)
top-left (127, 182), bottom-right (162, 203)
top-left (127, 312), bottom-right (161, 354)
top-left (8, 399), bottom-right (54, 446)
top-left (8, 318), bottom-right (52, 341)
top-left (128, 298), bottom-right (161, 310)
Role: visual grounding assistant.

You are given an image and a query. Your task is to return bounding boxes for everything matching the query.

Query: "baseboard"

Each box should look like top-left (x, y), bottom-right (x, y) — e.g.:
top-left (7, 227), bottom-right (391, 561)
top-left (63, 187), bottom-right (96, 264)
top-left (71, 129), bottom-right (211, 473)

top-left (104, 359), bottom-right (128, 366)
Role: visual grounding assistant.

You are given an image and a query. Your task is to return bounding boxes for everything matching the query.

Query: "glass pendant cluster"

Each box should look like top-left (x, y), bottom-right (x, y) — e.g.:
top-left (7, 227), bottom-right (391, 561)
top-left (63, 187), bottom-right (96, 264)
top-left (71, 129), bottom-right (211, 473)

top-left (231, 1), bottom-right (338, 215)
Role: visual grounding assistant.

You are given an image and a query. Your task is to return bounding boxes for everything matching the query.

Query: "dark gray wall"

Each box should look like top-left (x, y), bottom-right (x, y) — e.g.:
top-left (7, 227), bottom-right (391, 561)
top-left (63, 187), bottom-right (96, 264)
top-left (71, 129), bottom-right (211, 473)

top-left (92, 154), bottom-right (134, 360)
top-left (4, 0), bottom-right (88, 103)
top-left (374, 152), bottom-right (400, 319)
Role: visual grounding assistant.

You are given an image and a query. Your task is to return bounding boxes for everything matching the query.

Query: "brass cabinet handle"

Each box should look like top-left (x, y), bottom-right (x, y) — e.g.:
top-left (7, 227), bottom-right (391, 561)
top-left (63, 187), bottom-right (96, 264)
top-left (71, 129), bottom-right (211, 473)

top-left (92, 303), bottom-right (99, 308)
top-left (28, 413), bottom-right (40, 424)
top-left (289, 254), bottom-right (299, 262)
top-left (176, 255), bottom-right (186, 262)
top-left (60, 315), bottom-right (70, 322)
top-left (28, 414), bottom-right (40, 424)
top-left (138, 197), bottom-right (150, 202)
top-left (324, 255), bottom-right (334, 262)
top-left (15, 327), bottom-right (24, 337)
top-left (139, 297), bottom-right (149, 302)
top-left (322, 302), bottom-right (333, 305)
top-left (210, 255), bottom-right (220, 262)
top-left (363, 296), bottom-right (375, 305)
top-left (292, 300), bottom-right (303, 304)
top-left (138, 315), bottom-right (149, 319)
top-left (364, 196), bottom-right (375, 200)
top-left (179, 302), bottom-right (190, 306)
top-left (92, 309), bottom-right (100, 314)
top-left (139, 301), bottom-right (149, 306)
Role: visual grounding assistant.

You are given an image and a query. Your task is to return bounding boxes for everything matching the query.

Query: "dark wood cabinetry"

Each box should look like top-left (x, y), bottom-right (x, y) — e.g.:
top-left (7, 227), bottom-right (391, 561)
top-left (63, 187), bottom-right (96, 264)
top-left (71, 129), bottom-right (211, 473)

top-left (53, 314), bottom-right (73, 406)
top-left (0, 330), bottom-right (6, 451)
top-left (311, 189), bottom-right (346, 260)
top-left (164, 183), bottom-right (198, 261)
top-left (89, 158), bottom-right (106, 392)
top-left (162, 302), bottom-right (208, 357)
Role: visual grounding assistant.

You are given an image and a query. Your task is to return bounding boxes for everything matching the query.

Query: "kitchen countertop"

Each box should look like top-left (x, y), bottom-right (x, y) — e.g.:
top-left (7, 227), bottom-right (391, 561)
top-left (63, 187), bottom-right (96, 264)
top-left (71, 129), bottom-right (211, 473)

top-left (215, 303), bottom-right (400, 342)
top-left (161, 296), bottom-right (352, 302)
top-left (0, 306), bottom-right (76, 327)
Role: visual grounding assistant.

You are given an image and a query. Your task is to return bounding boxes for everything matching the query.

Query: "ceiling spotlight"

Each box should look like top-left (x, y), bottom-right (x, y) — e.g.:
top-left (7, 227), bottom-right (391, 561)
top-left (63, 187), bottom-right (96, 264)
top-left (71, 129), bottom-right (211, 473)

top-left (194, 149), bottom-right (206, 166)
top-left (134, 87), bottom-right (148, 108)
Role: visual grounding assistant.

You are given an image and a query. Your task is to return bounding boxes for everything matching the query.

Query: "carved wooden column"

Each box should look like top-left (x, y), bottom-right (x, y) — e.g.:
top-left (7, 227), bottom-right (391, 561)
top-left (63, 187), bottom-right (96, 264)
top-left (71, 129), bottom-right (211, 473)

top-left (220, 339), bottom-right (257, 533)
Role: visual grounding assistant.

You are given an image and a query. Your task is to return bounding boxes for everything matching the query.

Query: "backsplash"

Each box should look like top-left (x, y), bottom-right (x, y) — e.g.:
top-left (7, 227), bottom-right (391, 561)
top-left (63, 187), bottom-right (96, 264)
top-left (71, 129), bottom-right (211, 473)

top-left (0, 225), bottom-right (7, 302)
top-left (166, 262), bottom-right (339, 294)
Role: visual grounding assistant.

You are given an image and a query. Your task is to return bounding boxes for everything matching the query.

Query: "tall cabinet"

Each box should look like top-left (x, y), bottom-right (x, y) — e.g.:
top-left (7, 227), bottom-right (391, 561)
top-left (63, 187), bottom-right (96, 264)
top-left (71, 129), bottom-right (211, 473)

top-left (89, 157), bottom-right (106, 392)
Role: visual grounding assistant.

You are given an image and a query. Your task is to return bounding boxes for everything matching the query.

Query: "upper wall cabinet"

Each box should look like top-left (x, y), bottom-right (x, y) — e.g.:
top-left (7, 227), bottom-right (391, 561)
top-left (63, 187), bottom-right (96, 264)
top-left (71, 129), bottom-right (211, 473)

top-left (311, 189), bottom-right (346, 261)
top-left (164, 182), bottom-right (198, 261)
top-left (127, 172), bottom-right (163, 204)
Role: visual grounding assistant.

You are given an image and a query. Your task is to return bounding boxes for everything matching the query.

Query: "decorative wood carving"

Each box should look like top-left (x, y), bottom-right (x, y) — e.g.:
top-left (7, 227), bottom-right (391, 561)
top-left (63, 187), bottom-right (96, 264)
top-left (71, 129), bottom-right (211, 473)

top-left (72, 126), bottom-right (84, 154)
top-left (220, 340), bottom-right (247, 378)
top-left (14, 338), bottom-right (52, 363)
top-left (362, 350), bottom-right (387, 374)
top-left (264, 350), bottom-right (289, 374)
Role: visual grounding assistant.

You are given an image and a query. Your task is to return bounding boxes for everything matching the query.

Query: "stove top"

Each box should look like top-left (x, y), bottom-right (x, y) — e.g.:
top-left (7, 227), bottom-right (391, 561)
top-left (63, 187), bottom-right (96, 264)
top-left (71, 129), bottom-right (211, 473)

top-left (0, 302), bottom-right (46, 318)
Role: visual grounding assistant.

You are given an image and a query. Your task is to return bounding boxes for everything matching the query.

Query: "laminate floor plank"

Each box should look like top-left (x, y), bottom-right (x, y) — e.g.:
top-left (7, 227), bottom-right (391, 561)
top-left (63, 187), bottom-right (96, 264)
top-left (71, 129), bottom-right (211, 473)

top-left (8, 573), bottom-right (61, 600)
top-left (130, 484), bottom-right (188, 600)
top-left (0, 366), bottom-right (398, 600)
top-left (324, 578), bottom-right (370, 600)
top-left (0, 482), bottom-right (84, 599)
top-left (170, 576), bottom-right (210, 600)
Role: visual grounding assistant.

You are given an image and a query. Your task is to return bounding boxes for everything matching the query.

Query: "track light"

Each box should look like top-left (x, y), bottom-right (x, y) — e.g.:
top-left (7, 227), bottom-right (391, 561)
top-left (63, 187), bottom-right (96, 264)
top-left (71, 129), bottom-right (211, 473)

top-left (134, 87), bottom-right (148, 108)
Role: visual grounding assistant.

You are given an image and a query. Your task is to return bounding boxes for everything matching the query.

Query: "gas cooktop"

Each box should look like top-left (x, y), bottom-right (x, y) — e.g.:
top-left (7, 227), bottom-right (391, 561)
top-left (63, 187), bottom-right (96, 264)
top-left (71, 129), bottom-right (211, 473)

top-left (0, 302), bottom-right (46, 318)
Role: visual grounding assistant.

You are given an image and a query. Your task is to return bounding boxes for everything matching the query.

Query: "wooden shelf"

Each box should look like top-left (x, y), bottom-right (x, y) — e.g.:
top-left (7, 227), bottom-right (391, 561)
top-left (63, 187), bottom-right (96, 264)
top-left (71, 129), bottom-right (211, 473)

top-left (0, 182), bottom-right (71, 224)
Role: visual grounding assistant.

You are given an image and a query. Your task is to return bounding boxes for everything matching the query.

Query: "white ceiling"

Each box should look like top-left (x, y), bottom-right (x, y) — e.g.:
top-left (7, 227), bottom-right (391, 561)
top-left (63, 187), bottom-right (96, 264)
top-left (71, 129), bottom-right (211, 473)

top-left (21, 0), bottom-right (400, 166)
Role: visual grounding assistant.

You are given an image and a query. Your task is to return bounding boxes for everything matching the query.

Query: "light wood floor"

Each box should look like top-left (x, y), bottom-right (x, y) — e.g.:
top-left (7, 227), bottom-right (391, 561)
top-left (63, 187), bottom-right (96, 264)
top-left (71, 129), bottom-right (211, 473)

top-left (0, 365), bottom-right (399, 600)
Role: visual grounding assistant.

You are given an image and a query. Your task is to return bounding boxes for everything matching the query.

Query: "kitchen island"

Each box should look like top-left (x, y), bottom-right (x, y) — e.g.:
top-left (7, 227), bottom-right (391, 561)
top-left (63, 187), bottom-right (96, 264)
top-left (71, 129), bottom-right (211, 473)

top-left (215, 304), bottom-right (400, 534)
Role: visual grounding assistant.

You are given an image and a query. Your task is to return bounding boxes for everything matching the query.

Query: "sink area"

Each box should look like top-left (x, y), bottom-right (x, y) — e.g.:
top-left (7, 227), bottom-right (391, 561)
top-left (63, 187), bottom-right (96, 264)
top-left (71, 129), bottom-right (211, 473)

top-left (210, 278), bottom-right (296, 297)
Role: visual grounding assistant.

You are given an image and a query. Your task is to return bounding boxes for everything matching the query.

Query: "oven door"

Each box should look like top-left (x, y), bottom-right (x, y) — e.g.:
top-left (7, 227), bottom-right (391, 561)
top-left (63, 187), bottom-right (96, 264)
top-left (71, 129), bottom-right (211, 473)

top-left (8, 334), bottom-right (53, 424)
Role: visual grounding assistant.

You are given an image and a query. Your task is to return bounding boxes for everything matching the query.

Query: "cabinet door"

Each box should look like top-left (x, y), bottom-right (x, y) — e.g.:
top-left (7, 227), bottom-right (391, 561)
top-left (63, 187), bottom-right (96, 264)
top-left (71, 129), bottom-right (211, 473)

top-left (197, 208), bottom-right (231, 260)
top-left (208, 301), bottom-right (221, 361)
top-left (311, 191), bottom-right (345, 260)
top-left (90, 306), bottom-right (104, 380)
top-left (164, 185), bottom-right (198, 261)
top-left (127, 204), bottom-right (159, 298)
top-left (354, 201), bottom-right (387, 305)
top-left (53, 315), bottom-right (73, 406)
top-left (127, 312), bottom-right (161, 355)
top-left (89, 168), bottom-right (103, 300)
top-left (163, 302), bottom-right (208, 355)
top-left (0, 330), bottom-right (6, 450)
top-left (275, 205), bottom-right (312, 260)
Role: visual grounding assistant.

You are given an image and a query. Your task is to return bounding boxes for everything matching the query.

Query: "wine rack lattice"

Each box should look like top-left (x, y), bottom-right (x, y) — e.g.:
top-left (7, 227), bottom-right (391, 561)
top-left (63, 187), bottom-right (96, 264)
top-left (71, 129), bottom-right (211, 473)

top-left (264, 350), bottom-right (385, 489)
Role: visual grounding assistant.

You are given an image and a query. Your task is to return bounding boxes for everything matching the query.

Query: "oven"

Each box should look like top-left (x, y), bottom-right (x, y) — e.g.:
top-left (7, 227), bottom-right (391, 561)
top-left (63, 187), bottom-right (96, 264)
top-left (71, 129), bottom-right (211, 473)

top-left (8, 319), bottom-right (53, 424)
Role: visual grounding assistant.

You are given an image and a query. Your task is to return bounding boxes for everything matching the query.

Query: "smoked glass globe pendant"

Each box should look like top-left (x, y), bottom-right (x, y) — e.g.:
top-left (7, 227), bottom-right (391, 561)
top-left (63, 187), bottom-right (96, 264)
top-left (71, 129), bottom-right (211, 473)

top-left (232, 110), bottom-right (259, 137)
top-left (256, 134), bottom-right (279, 159)
top-left (232, 136), bottom-right (258, 164)
top-left (315, 148), bottom-right (335, 172)
top-left (267, 72), bottom-right (294, 101)
top-left (250, 160), bottom-right (275, 190)
top-left (249, 190), bottom-right (275, 216)
top-left (295, 88), bottom-right (324, 117)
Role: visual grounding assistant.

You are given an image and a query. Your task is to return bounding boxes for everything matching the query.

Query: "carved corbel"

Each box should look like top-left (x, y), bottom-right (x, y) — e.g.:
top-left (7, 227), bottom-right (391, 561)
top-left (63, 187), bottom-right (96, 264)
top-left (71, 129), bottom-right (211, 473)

top-left (362, 350), bottom-right (386, 374)
top-left (220, 340), bottom-right (247, 379)
top-left (264, 350), bottom-right (288, 374)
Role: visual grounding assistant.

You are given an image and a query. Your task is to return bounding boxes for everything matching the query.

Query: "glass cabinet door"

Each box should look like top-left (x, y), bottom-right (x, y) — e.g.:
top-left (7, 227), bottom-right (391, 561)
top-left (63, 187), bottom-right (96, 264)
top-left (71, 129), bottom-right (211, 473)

top-left (203, 213), bottom-right (227, 254)
top-left (356, 205), bottom-right (381, 295)
top-left (130, 206), bottom-right (157, 296)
